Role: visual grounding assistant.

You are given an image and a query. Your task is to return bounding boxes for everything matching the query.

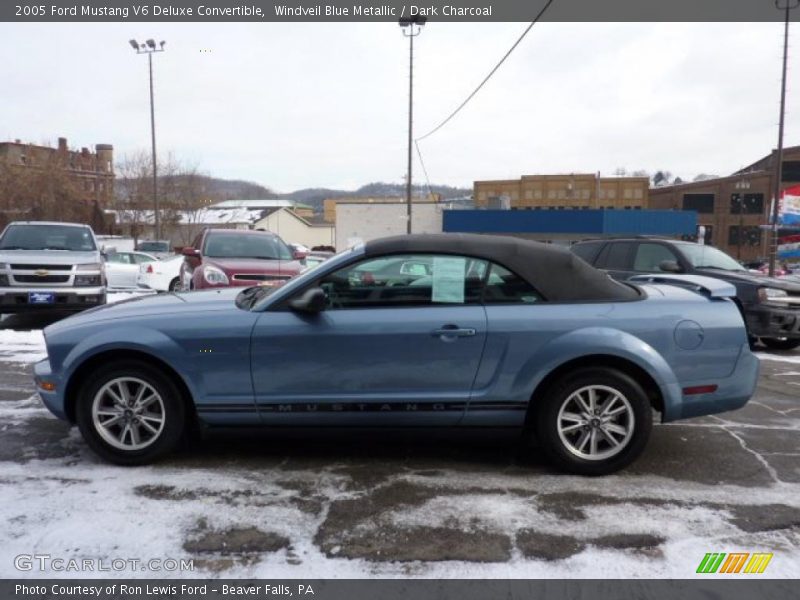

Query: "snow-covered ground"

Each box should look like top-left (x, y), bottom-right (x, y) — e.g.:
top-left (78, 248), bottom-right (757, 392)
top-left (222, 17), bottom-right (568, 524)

top-left (0, 309), bottom-right (798, 579)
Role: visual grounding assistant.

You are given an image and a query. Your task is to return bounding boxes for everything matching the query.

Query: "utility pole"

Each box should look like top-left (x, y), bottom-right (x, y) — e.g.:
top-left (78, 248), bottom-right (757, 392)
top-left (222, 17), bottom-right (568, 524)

top-left (399, 16), bottom-right (426, 234)
top-left (769, 0), bottom-right (798, 276)
top-left (130, 38), bottom-right (166, 242)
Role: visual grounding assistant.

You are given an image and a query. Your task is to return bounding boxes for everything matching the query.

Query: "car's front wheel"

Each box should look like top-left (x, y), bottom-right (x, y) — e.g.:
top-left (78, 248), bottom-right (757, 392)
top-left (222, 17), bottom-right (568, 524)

top-left (75, 361), bottom-right (186, 465)
top-left (534, 368), bottom-right (652, 475)
top-left (760, 337), bottom-right (800, 351)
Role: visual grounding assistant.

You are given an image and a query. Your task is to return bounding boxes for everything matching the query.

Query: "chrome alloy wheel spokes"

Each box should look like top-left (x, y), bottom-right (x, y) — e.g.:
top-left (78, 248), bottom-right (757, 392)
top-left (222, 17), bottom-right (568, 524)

top-left (557, 385), bottom-right (635, 461)
top-left (91, 377), bottom-right (165, 451)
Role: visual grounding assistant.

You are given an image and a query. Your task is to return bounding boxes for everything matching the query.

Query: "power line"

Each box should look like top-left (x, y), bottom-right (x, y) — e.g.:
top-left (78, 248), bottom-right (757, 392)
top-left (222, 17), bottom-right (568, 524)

top-left (414, 139), bottom-right (434, 198)
top-left (416, 0), bottom-right (556, 142)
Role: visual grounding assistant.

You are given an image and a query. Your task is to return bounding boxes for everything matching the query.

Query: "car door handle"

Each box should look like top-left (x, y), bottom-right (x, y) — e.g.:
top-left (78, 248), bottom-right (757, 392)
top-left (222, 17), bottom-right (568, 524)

top-left (432, 325), bottom-right (476, 338)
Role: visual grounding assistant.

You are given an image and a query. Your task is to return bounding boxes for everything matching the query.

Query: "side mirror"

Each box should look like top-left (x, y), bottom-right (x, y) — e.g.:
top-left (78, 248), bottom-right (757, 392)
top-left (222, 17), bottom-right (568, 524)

top-left (182, 247), bottom-right (200, 258)
top-left (289, 287), bottom-right (326, 314)
top-left (659, 260), bottom-right (683, 273)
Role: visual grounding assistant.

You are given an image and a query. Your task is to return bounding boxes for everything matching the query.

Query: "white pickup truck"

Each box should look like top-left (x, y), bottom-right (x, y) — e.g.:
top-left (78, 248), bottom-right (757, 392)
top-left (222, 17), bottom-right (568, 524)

top-left (0, 221), bottom-right (106, 313)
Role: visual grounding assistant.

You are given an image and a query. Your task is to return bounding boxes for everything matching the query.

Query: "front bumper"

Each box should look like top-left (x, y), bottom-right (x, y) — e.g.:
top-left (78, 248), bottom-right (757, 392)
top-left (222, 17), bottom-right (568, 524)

top-left (668, 343), bottom-right (760, 421)
top-left (34, 358), bottom-right (68, 421)
top-left (0, 286), bottom-right (106, 313)
top-left (745, 304), bottom-right (800, 339)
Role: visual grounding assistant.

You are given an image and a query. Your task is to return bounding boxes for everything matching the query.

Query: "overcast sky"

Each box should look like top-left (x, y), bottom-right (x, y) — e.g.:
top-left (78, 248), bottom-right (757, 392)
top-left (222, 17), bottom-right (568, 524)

top-left (2, 22), bottom-right (799, 192)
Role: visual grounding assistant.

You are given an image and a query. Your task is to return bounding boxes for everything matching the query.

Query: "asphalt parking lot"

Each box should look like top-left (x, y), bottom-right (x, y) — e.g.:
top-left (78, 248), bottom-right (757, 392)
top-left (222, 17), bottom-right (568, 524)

top-left (0, 308), bottom-right (798, 578)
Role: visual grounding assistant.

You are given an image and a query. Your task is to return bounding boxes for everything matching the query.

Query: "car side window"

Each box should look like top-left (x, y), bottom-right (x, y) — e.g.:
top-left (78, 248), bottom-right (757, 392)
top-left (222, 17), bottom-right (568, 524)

top-left (318, 254), bottom-right (487, 309)
top-left (107, 253), bottom-right (131, 264)
top-left (571, 241), bottom-right (605, 265)
top-left (633, 243), bottom-right (679, 272)
top-left (599, 242), bottom-right (634, 270)
top-left (482, 263), bottom-right (542, 304)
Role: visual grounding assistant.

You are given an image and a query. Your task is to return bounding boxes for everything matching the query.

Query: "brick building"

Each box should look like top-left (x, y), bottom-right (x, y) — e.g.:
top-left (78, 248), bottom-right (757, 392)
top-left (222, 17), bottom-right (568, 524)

top-left (0, 137), bottom-right (114, 230)
top-left (649, 145), bottom-right (800, 261)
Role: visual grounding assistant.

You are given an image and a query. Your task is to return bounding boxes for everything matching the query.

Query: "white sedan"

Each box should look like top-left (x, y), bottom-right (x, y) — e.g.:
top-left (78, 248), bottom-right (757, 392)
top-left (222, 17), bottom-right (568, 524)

top-left (136, 254), bottom-right (184, 292)
top-left (104, 251), bottom-right (157, 289)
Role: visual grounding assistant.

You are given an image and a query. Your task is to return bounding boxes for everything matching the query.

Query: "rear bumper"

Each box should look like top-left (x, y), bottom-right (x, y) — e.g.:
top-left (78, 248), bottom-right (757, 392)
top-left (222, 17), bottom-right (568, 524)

top-left (667, 343), bottom-right (759, 422)
top-left (745, 304), bottom-right (800, 339)
top-left (0, 286), bottom-right (106, 313)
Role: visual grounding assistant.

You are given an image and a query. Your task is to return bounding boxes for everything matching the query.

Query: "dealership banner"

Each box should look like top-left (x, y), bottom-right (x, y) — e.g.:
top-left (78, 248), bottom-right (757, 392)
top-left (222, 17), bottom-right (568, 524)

top-left (778, 184), bottom-right (800, 227)
top-left (2, 579), bottom-right (798, 599)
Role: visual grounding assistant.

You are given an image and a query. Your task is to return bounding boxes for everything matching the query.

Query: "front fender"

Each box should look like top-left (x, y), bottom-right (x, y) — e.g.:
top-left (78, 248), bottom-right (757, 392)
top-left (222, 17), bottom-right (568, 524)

top-left (60, 326), bottom-right (200, 403)
top-left (516, 327), bottom-right (683, 421)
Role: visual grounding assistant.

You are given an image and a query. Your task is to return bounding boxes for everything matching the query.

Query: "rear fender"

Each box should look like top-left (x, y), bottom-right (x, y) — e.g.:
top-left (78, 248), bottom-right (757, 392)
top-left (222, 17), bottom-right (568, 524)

top-left (515, 327), bottom-right (683, 421)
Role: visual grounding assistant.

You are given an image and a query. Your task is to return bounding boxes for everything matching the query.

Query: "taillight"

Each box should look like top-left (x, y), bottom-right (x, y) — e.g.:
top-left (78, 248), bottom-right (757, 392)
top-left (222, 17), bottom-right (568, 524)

top-left (146, 264), bottom-right (154, 274)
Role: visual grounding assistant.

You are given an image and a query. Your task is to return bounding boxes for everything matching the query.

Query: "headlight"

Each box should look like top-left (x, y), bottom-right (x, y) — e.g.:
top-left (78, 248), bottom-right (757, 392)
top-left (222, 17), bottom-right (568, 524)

top-left (74, 275), bottom-right (102, 286)
top-left (75, 262), bottom-right (103, 271)
top-left (758, 287), bottom-right (789, 302)
top-left (203, 265), bottom-right (229, 285)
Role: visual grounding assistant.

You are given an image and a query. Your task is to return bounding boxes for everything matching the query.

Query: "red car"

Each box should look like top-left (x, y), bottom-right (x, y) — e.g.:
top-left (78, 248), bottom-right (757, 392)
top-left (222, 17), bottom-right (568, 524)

top-left (180, 228), bottom-right (303, 290)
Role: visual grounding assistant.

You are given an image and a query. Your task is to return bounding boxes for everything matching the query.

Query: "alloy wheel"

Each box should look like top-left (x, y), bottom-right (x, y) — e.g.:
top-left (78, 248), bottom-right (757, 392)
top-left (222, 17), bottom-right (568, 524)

top-left (556, 384), bottom-right (635, 461)
top-left (91, 377), bottom-right (166, 451)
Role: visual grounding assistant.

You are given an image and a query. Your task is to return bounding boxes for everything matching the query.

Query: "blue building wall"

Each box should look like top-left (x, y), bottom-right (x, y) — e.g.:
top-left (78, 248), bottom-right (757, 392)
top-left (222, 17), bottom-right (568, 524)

top-left (442, 209), bottom-right (697, 236)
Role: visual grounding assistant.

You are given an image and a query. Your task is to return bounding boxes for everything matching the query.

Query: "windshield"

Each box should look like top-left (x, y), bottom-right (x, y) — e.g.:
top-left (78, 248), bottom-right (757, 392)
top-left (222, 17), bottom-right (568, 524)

top-left (0, 224), bottom-right (96, 251)
top-left (678, 243), bottom-right (746, 271)
top-left (203, 232), bottom-right (293, 260)
top-left (137, 241), bottom-right (170, 252)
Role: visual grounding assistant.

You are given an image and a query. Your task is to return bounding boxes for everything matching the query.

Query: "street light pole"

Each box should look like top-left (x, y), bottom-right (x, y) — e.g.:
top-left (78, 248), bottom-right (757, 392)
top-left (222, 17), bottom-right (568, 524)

top-left (399, 16), bottom-right (426, 235)
top-left (129, 38), bottom-right (166, 242)
top-left (769, 0), bottom-right (798, 276)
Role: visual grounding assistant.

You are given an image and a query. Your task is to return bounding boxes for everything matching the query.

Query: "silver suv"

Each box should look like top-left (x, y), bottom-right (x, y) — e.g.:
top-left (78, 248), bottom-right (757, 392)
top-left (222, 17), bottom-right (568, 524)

top-left (0, 221), bottom-right (106, 313)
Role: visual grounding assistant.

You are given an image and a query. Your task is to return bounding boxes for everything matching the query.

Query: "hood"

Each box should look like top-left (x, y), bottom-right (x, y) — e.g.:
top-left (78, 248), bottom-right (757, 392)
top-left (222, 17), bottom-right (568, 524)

top-left (44, 288), bottom-right (243, 334)
top-left (205, 257), bottom-right (302, 276)
top-left (0, 250), bottom-right (100, 265)
top-left (695, 268), bottom-right (800, 292)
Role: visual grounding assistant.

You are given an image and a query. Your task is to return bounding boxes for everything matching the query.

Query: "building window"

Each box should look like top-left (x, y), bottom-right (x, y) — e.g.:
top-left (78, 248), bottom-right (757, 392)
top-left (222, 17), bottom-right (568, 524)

top-left (534, 190), bottom-right (542, 199)
top-left (524, 190), bottom-right (532, 200)
top-left (730, 193), bottom-right (764, 215)
top-left (607, 190), bottom-right (616, 200)
top-left (682, 193), bottom-right (715, 214)
top-left (634, 189), bottom-right (643, 199)
top-left (557, 190), bottom-right (566, 200)
top-left (623, 189), bottom-right (633, 200)
top-left (783, 161), bottom-right (800, 182)
top-left (478, 191), bottom-right (487, 202)
top-left (728, 226), bottom-right (762, 247)
top-left (547, 190), bottom-right (556, 200)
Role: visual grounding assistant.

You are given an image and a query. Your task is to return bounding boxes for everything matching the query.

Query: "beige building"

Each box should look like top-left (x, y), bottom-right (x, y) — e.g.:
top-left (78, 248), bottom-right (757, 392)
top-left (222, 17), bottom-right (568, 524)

top-left (335, 201), bottom-right (443, 250)
top-left (323, 193), bottom-right (441, 223)
top-left (474, 173), bottom-right (650, 211)
top-left (253, 207), bottom-right (335, 249)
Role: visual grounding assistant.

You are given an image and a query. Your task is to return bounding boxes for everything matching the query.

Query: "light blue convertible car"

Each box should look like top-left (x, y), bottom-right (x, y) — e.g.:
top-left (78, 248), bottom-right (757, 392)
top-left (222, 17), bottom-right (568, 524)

top-left (34, 234), bottom-right (759, 474)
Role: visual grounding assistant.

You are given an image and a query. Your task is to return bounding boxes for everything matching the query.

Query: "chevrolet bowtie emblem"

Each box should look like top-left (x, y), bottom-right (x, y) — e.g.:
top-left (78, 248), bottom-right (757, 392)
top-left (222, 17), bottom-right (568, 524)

top-left (34, 269), bottom-right (50, 276)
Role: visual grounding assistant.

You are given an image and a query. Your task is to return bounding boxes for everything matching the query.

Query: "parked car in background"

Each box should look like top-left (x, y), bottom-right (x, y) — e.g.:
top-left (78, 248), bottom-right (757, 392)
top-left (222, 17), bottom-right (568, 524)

top-left (35, 233), bottom-right (757, 474)
top-left (135, 240), bottom-right (172, 259)
top-left (571, 237), bottom-right (800, 350)
top-left (104, 251), bottom-right (157, 289)
top-left (180, 228), bottom-right (303, 290)
top-left (0, 221), bottom-right (105, 313)
top-left (137, 254), bottom-right (184, 292)
top-left (301, 250), bottom-right (334, 272)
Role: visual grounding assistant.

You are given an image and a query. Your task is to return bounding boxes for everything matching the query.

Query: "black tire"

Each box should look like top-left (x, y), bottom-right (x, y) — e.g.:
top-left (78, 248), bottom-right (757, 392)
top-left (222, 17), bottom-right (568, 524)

top-left (168, 277), bottom-right (181, 292)
top-left (533, 367), bottom-right (652, 476)
top-left (760, 337), bottom-right (800, 351)
top-left (75, 360), bottom-right (187, 465)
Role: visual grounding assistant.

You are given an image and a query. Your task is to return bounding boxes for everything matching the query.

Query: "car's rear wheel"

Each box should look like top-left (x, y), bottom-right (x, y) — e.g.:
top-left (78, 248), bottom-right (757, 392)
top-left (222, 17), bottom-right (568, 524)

top-left (168, 277), bottom-right (181, 292)
top-left (760, 337), bottom-right (800, 351)
top-left (534, 368), bottom-right (652, 475)
top-left (75, 361), bottom-right (186, 465)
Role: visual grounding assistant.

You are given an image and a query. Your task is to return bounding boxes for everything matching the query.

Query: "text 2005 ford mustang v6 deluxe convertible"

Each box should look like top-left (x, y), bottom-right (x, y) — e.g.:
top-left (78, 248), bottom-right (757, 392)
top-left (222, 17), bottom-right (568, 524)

top-left (34, 234), bottom-right (758, 475)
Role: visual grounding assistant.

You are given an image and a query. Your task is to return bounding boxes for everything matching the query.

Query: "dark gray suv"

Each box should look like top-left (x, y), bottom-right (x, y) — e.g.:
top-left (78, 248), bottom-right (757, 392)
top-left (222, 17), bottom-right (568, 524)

top-left (571, 238), bottom-right (800, 350)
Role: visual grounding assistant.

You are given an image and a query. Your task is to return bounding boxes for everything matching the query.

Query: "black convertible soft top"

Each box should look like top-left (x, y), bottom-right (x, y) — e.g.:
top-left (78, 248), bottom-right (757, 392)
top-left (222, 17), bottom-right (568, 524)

top-left (364, 233), bottom-right (639, 302)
